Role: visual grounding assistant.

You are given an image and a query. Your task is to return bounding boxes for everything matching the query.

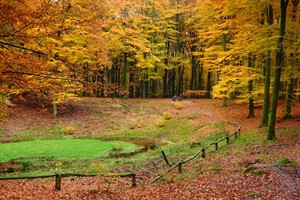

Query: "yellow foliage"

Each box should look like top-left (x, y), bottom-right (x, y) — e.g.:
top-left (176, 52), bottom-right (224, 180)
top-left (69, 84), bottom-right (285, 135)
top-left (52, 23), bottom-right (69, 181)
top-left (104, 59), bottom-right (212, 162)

top-left (65, 125), bottom-right (75, 134)
top-left (173, 102), bottom-right (184, 110)
top-left (162, 111), bottom-right (172, 120)
top-left (155, 118), bottom-right (165, 128)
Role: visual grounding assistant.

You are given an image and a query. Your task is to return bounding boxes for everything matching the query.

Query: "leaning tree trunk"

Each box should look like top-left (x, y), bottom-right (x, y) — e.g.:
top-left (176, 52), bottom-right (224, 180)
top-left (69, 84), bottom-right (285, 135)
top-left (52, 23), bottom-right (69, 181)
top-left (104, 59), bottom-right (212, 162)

top-left (268, 0), bottom-right (289, 140)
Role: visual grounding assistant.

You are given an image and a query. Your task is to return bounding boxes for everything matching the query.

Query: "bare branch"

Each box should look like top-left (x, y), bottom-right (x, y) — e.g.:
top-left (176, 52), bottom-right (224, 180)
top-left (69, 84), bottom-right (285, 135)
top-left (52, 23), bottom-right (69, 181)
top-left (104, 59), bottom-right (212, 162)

top-left (0, 41), bottom-right (46, 55)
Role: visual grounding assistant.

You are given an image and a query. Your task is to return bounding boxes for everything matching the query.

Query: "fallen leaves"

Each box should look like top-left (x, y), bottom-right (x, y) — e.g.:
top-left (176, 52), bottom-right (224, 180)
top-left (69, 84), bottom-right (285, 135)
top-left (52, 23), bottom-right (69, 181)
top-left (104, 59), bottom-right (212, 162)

top-left (1, 99), bottom-right (299, 199)
top-left (1, 167), bottom-right (299, 199)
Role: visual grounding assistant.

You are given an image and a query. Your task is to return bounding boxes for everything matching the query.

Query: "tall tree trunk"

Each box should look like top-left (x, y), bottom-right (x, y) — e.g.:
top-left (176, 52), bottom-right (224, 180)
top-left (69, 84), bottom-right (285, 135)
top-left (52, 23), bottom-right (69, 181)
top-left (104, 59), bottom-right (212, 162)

top-left (123, 52), bottom-right (128, 93)
top-left (142, 80), bottom-right (147, 98)
top-left (163, 68), bottom-right (168, 97)
top-left (260, 50), bottom-right (272, 126)
top-left (247, 53), bottom-right (255, 118)
top-left (163, 37), bottom-right (170, 98)
top-left (284, 0), bottom-right (299, 119)
top-left (268, 0), bottom-right (289, 140)
top-left (221, 34), bottom-right (227, 105)
top-left (151, 67), bottom-right (158, 97)
top-left (221, 97), bottom-right (227, 108)
top-left (190, 45), bottom-right (197, 90)
top-left (135, 68), bottom-right (140, 98)
top-left (205, 71), bottom-right (212, 99)
top-left (260, 5), bottom-right (273, 127)
top-left (129, 68), bottom-right (135, 98)
top-left (197, 65), bottom-right (204, 90)
top-left (117, 64), bottom-right (121, 89)
top-left (177, 66), bottom-right (182, 96)
top-left (284, 78), bottom-right (295, 119)
top-left (181, 66), bottom-right (185, 93)
top-left (171, 68), bottom-right (176, 96)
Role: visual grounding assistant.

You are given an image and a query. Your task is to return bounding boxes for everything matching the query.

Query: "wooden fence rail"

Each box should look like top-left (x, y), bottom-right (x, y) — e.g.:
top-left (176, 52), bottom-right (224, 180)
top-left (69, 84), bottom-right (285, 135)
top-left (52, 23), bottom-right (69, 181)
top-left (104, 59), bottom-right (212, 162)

top-left (0, 172), bottom-right (136, 190)
top-left (151, 121), bottom-right (241, 183)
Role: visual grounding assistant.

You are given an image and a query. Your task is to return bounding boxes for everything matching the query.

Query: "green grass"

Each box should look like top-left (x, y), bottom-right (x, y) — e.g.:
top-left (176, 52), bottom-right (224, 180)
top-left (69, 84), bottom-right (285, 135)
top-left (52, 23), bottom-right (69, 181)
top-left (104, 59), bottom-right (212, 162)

top-left (0, 109), bottom-right (233, 178)
top-left (0, 139), bottom-right (138, 162)
top-left (276, 158), bottom-right (295, 167)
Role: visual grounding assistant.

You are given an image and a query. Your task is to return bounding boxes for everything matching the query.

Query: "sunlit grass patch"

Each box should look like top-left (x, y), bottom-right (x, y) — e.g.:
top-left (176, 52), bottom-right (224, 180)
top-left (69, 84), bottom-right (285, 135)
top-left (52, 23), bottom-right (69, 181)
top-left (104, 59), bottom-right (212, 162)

top-left (0, 139), bottom-right (138, 162)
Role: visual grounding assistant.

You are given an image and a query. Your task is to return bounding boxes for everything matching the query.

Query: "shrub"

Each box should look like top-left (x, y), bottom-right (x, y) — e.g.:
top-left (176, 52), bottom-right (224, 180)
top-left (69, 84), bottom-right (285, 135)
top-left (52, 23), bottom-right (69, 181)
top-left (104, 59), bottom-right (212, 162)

top-left (65, 125), bottom-right (75, 134)
top-left (130, 119), bottom-right (143, 129)
top-left (173, 102), bottom-right (183, 110)
top-left (21, 160), bottom-right (31, 170)
top-left (163, 111), bottom-right (172, 120)
top-left (155, 118), bottom-right (165, 128)
top-left (276, 158), bottom-right (295, 166)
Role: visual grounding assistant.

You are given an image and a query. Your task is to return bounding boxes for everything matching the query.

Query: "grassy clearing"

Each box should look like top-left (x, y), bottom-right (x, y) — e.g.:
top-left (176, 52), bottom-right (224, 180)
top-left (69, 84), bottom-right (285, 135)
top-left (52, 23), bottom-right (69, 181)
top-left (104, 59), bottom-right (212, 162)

top-left (0, 119), bottom-right (232, 177)
top-left (0, 139), bottom-right (138, 162)
top-left (0, 99), bottom-right (241, 178)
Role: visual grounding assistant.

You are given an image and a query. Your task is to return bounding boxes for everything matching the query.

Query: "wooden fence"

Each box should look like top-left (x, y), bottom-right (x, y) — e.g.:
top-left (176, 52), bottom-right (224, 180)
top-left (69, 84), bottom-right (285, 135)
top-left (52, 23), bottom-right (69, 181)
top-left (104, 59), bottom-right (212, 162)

top-left (0, 121), bottom-right (241, 189)
top-left (151, 121), bottom-right (241, 183)
top-left (0, 172), bottom-right (136, 190)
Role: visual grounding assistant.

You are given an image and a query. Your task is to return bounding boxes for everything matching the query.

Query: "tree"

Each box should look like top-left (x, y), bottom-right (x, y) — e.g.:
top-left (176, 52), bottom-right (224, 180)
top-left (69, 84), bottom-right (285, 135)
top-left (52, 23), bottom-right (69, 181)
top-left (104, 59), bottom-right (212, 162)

top-left (260, 3), bottom-right (274, 127)
top-left (0, 0), bottom-right (62, 112)
top-left (0, 0), bottom-right (111, 116)
top-left (283, 0), bottom-right (299, 119)
top-left (268, 0), bottom-right (290, 140)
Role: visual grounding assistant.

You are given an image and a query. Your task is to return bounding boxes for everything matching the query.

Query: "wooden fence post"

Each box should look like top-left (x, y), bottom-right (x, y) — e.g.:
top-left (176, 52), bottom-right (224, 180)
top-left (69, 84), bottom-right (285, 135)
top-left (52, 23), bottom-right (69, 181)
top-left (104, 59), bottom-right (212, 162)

top-left (178, 162), bottom-right (183, 174)
top-left (215, 142), bottom-right (218, 150)
top-left (131, 174), bottom-right (137, 187)
top-left (201, 148), bottom-right (206, 158)
top-left (226, 137), bottom-right (230, 144)
top-left (161, 151), bottom-right (171, 166)
top-left (55, 174), bottom-right (61, 190)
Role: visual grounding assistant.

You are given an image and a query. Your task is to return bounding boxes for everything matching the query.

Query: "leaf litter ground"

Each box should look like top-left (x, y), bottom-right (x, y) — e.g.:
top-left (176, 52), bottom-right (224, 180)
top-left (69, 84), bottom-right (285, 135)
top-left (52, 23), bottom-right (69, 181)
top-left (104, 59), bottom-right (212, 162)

top-left (0, 98), bottom-right (299, 199)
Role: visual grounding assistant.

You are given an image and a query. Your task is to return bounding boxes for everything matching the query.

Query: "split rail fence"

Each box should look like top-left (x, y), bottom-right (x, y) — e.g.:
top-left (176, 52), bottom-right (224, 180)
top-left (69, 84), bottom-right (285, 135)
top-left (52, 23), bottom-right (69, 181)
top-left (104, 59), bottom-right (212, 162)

top-left (151, 121), bottom-right (241, 183)
top-left (0, 172), bottom-right (136, 190)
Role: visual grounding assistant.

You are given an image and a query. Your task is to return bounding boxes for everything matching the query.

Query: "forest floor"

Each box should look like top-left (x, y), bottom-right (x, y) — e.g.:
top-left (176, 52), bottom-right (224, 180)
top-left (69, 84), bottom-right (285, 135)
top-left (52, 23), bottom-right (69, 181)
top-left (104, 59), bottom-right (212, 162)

top-left (0, 97), bottom-right (300, 199)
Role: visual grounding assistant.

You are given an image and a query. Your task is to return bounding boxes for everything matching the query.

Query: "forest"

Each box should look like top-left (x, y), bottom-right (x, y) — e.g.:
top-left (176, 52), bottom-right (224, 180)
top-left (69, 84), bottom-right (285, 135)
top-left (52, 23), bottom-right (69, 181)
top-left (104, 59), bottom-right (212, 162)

top-left (1, 0), bottom-right (300, 135)
top-left (0, 0), bottom-right (300, 199)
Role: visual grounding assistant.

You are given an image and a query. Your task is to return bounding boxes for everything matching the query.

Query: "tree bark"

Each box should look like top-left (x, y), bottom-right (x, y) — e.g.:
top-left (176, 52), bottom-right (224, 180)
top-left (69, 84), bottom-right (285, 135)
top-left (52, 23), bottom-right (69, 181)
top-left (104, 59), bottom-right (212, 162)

top-left (163, 68), bottom-right (168, 97)
top-left (171, 68), bottom-right (176, 96)
top-left (247, 54), bottom-right (255, 118)
top-left (190, 45), bottom-right (197, 90)
top-left (260, 5), bottom-right (273, 127)
top-left (284, 78), bottom-right (295, 119)
top-left (284, 0), bottom-right (299, 119)
top-left (123, 52), bottom-right (128, 93)
top-left (268, 0), bottom-right (289, 140)
top-left (205, 71), bottom-right (212, 99)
